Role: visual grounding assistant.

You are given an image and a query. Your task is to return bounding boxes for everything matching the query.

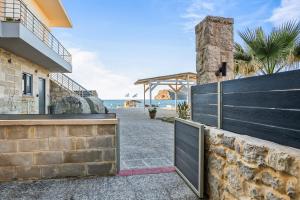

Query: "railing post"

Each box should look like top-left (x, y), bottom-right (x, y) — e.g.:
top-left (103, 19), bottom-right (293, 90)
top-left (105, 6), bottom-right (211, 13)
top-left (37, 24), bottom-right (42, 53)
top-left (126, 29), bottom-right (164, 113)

top-left (42, 27), bottom-right (45, 42)
top-left (217, 81), bottom-right (222, 129)
top-left (13, 0), bottom-right (15, 19)
top-left (23, 4), bottom-right (26, 25)
top-left (32, 16), bottom-right (35, 33)
top-left (67, 78), bottom-right (70, 90)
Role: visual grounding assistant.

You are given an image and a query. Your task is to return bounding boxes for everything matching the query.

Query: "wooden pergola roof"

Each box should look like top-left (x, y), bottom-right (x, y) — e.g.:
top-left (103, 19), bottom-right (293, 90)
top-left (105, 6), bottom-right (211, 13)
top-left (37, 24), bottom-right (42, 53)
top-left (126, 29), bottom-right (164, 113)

top-left (135, 72), bottom-right (197, 108)
top-left (134, 72), bottom-right (197, 85)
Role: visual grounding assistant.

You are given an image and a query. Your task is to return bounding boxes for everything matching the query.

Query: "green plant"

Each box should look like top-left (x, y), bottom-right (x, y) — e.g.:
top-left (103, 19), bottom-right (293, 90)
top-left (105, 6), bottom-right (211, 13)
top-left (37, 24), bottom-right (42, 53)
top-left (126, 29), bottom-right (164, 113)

top-left (4, 17), bottom-right (21, 22)
top-left (177, 102), bottom-right (189, 119)
top-left (235, 21), bottom-right (300, 75)
top-left (234, 43), bottom-right (259, 77)
top-left (148, 107), bottom-right (157, 119)
top-left (5, 17), bottom-right (14, 22)
top-left (148, 107), bottom-right (157, 113)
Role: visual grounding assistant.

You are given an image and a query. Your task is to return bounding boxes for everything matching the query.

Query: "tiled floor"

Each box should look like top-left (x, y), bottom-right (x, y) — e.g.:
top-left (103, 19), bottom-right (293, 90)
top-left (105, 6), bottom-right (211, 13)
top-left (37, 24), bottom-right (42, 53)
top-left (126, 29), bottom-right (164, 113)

top-left (0, 173), bottom-right (199, 200)
top-left (113, 108), bottom-right (176, 170)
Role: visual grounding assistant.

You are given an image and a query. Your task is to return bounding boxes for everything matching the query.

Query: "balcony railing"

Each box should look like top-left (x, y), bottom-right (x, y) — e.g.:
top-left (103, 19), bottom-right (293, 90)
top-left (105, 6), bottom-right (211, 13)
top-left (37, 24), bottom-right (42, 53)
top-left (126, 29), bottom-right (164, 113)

top-left (50, 73), bottom-right (97, 98)
top-left (0, 0), bottom-right (72, 64)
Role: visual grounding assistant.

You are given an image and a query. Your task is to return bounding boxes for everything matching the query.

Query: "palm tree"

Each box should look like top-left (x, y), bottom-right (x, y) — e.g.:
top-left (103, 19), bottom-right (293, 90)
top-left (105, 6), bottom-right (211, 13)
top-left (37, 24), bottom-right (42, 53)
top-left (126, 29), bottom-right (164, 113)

top-left (234, 43), bottom-right (258, 77)
top-left (234, 21), bottom-right (300, 75)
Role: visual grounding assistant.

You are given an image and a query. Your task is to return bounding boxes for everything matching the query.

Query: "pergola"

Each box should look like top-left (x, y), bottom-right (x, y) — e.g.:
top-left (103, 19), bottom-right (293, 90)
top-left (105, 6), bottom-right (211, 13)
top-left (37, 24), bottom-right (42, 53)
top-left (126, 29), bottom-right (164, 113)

top-left (134, 72), bottom-right (197, 108)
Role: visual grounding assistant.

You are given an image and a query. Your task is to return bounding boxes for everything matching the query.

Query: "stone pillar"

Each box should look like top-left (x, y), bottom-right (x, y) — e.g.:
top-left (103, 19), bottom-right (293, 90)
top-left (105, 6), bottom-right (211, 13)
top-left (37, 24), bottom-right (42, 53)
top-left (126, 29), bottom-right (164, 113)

top-left (195, 16), bottom-right (234, 84)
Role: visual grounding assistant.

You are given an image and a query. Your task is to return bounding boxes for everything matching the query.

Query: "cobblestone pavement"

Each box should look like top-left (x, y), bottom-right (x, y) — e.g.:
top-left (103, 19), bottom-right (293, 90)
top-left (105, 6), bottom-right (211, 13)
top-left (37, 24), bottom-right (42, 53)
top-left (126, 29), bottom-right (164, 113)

top-left (0, 173), bottom-right (198, 200)
top-left (112, 108), bottom-right (176, 170)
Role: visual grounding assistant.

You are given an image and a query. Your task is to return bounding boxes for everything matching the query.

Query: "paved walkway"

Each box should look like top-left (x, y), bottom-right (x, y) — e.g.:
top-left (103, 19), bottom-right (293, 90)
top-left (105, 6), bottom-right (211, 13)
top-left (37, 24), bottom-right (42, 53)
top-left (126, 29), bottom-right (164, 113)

top-left (113, 108), bottom-right (176, 170)
top-left (0, 173), bottom-right (198, 200)
top-left (0, 108), bottom-right (199, 199)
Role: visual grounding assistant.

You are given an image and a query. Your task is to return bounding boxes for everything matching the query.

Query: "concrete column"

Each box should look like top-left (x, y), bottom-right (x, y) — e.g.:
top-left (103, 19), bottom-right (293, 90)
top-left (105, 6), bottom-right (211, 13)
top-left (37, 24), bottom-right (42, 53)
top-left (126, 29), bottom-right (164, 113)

top-left (195, 16), bottom-right (234, 84)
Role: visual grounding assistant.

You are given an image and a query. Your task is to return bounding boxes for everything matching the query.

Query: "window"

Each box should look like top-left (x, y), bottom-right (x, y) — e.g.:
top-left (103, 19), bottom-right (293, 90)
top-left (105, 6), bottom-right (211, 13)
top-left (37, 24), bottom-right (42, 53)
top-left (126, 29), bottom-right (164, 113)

top-left (22, 73), bottom-right (32, 95)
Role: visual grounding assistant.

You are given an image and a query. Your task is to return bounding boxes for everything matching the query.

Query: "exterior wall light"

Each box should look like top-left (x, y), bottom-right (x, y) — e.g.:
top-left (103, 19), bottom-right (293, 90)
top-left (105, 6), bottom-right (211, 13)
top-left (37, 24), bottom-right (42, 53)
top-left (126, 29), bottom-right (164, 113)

top-left (215, 62), bottom-right (227, 76)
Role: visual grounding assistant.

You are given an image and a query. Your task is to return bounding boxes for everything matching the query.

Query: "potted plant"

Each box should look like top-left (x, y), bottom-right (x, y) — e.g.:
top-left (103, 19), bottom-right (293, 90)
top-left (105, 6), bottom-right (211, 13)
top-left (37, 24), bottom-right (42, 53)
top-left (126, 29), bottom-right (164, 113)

top-left (5, 17), bottom-right (14, 22)
top-left (148, 107), bottom-right (157, 119)
top-left (177, 101), bottom-right (189, 119)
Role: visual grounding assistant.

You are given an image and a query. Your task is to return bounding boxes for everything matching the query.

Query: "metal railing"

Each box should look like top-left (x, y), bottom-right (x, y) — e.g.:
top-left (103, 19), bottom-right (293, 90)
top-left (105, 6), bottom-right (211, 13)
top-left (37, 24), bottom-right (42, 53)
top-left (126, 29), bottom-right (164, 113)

top-left (0, 0), bottom-right (72, 64)
top-left (50, 73), bottom-right (96, 98)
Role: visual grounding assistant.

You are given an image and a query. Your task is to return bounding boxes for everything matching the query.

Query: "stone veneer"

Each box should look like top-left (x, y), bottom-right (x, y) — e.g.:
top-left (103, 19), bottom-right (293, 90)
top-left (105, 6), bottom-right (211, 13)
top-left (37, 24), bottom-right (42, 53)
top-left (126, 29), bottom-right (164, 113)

top-left (0, 48), bottom-right (50, 114)
top-left (50, 80), bottom-right (91, 114)
top-left (195, 16), bottom-right (234, 84)
top-left (0, 120), bottom-right (118, 181)
top-left (50, 80), bottom-right (105, 114)
top-left (204, 127), bottom-right (300, 200)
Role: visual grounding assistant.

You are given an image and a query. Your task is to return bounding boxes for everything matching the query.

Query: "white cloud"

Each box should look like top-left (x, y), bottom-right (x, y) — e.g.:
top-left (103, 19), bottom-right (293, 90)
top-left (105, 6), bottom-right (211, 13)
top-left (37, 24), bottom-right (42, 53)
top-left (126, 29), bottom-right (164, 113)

top-left (181, 0), bottom-right (236, 31)
top-left (182, 0), bottom-right (277, 32)
top-left (269, 0), bottom-right (300, 26)
top-left (67, 48), bottom-right (142, 99)
top-left (181, 0), bottom-right (213, 31)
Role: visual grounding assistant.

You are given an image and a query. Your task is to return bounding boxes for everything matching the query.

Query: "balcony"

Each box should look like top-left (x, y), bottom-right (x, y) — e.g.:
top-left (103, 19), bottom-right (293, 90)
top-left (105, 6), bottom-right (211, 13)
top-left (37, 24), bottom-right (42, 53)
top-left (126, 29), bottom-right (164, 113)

top-left (0, 0), bottom-right (72, 72)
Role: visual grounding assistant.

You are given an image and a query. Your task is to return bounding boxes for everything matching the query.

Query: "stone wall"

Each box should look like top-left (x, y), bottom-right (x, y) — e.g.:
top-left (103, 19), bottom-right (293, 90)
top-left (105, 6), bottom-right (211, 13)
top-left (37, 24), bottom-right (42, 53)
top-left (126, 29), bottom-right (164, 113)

top-left (50, 80), bottom-right (106, 114)
top-left (204, 127), bottom-right (300, 200)
top-left (50, 80), bottom-right (91, 114)
top-left (49, 80), bottom-right (73, 103)
top-left (85, 96), bottom-right (105, 114)
top-left (195, 16), bottom-right (234, 84)
top-left (0, 121), bottom-right (118, 181)
top-left (0, 48), bottom-right (50, 114)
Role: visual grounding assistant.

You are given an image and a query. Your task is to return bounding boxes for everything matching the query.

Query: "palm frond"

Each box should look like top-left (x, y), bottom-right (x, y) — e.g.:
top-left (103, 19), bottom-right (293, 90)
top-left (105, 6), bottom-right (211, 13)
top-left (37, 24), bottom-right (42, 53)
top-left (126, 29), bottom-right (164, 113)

top-left (238, 21), bottom-right (300, 74)
top-left (234, 43), bottom-right (252, 62)
top-left (293, 42), bottom-right (300, 61)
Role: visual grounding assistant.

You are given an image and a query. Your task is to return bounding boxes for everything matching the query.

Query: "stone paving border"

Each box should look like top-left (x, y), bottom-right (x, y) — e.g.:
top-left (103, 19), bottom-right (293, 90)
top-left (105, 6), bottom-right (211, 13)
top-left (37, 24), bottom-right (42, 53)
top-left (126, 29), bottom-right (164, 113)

top-left (122, 157), bottom-right (173, 169)
top-left (118, 166), bottom-right (176, 176)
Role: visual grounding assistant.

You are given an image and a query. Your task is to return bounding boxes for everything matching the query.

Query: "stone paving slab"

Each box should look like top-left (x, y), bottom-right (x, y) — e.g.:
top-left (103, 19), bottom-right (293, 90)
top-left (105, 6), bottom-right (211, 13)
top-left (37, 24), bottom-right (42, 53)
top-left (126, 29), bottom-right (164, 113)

top-left (0, 173), bottom-right (198, 200)
top-left (122, 157), bottom-right (172, 169)
top-left (112, 108), bottom-right (176, 170)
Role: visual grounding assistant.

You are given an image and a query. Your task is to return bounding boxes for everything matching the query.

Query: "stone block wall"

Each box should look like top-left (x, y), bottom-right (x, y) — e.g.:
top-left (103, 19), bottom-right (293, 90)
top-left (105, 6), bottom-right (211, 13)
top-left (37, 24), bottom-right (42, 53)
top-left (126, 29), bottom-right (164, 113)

top-left (50, 80), bottom-right (91, 114)
top-left (0, 48), bottom-right (50, 114)
top-left (49, 80), bottom-right (73, 103)
top-left (195, 16), bottom-right (234, 84)
top-left (204, 127), bottom-right (300, 200)
top-left (50, 80), bottom-right (106, 114)
top-left (0, 122), bottom-right (117, 181)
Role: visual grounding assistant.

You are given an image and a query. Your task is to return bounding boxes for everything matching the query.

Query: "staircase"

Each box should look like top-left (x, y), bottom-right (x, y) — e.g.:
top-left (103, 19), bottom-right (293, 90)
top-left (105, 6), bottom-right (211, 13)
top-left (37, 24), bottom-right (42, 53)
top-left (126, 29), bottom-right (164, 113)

top-left (50, 73), bottom-right (96, 98)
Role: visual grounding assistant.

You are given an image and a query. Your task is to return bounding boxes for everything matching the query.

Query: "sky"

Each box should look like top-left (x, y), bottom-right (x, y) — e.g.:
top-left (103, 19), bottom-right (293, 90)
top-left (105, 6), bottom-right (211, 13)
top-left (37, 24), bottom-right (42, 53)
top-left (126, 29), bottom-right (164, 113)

top-left (52, 0), bottom-right (300, 99)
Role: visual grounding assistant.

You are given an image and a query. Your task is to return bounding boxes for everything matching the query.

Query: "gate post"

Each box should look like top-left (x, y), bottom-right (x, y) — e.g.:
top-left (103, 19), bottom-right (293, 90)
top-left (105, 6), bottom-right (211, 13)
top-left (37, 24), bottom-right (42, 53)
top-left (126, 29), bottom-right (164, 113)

top-left (195, 16), bottom-right (234, 85)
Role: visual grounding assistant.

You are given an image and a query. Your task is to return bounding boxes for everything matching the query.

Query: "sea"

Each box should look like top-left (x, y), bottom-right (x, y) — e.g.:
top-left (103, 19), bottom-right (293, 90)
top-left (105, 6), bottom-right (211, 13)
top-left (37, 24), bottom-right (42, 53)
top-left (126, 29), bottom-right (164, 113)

top-left (103, 99), bottom-right (186, 109)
